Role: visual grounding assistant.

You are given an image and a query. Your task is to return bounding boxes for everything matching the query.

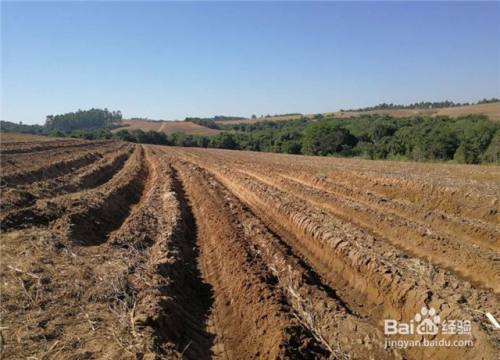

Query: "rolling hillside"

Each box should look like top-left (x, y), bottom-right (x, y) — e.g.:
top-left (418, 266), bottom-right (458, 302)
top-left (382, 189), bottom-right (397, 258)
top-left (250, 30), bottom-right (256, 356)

top-left (332, 102), bottom-right (500, 121)
top-left (432, 102), bottom-right (500, 120)
top-left (114, 119), bottom-right (221, 135)
top-left (216, 102), bottom-right (500, 125)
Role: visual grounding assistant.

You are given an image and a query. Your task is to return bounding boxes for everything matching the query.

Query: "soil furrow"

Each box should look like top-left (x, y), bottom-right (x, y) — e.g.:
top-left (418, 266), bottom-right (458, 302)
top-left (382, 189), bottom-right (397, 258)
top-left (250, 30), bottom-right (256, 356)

top-left (188, 148), bottom-right (499, 228)
top-left (203, 150), bottom-right (499, 249)
top-left (212, 152), bottom-right (499, 252)
top-left (1, 151), bottom-right (103, 187)
top-left (0, 143), bottom-right (133, 211)
top-left (283, 170), bottom-right (499, 251)
top-left (53, 146), bottom-right (148, 245)
top-left (177, 157), bottom-right (497, 360)
top-left (104, 148), bottom-right (214, 359)
top-left (173, 159), bottom-right (332, 359)
top-left (234, 167), bottom-right (499, 293)
top-left (172, 158), bottom-right (401, 359)
top-left (323, 169), bottom-right (499, 227)
top-left (0, 146), bottom-right (146, 239)
top-left (0, 138), bottom-right (112, 155)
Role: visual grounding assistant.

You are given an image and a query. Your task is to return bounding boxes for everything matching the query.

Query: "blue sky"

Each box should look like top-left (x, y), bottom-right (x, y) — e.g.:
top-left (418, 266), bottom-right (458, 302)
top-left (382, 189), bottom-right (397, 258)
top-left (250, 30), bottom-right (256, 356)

top-left (1, 1), bottom-right (499, 124)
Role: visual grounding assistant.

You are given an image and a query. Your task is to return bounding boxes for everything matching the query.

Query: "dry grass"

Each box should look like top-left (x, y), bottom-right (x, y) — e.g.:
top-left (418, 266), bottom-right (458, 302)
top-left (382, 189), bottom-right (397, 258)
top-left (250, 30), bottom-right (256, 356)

top-left (216, 102), bottom-right (500, 125)
top-left (0, 133), bottom-right (59, 143)
top-left (433, 102), bottom-right (500, 121)
top-left (218, 114), bottom-right (304, 125)
top-left (0, 229), bottom-right (150, 360)
top-left (114, 120), bottom-right (221, 135)
top-left (330, 102), bottom-right (500, 121)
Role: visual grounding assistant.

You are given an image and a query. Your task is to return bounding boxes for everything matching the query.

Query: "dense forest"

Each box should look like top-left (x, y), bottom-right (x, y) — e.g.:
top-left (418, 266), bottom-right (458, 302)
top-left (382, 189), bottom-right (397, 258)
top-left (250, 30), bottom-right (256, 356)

top-left (344, 98), bottom-right (499, 112)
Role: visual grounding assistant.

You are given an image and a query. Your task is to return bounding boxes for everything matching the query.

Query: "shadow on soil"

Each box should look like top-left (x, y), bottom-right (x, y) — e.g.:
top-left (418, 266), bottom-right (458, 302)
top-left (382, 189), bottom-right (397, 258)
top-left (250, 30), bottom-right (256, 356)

top-left (155, 168), bottom-right (215, 359)
top-left (71, 152), bottom-right (148, 246)
top-left (243, 203), bottom-right (357, 316)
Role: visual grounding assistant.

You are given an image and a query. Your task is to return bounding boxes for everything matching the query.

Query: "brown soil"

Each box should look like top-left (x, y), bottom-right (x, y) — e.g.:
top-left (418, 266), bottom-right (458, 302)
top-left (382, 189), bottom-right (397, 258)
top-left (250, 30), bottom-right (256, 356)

top-left (1, 140), bottom-right (498, 359)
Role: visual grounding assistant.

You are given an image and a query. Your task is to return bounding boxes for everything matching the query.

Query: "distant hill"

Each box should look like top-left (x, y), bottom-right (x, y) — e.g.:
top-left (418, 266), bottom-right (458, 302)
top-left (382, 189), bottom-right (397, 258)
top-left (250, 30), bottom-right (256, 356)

top-left (216, 101), bottom-right (500, 125)
top-left (218, 114), bottom-right (304, 125)
top-left (431, 102), bottom-right (500, 121)
top-left (113, 119), bottom-right (221, 135)
top-left (340, 98), bottom-right (499, 112)
top-left (187, 115), bottom-right (246, 122)
top-left (331, 102), bottom-right (500, 121)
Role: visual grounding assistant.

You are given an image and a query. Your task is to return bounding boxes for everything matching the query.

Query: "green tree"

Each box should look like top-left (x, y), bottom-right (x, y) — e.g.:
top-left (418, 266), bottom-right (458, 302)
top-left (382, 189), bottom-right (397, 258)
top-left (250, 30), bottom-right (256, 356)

top-left (302, 122), bottom-right (357, 156)
top-left (211, 133), bottom-right (239, 149)
top-left (45, 108), bottom-right (122, 132)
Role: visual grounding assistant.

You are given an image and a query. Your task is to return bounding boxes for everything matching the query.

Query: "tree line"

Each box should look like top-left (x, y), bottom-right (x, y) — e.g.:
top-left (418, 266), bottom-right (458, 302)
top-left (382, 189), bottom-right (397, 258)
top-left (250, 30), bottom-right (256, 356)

top-left (111, 114), bottom-right (498, 164)
top-left (45, 108), bottom-right (122, 132)
top-left (184, 118), bottom-right (220, 129)
top-left (1, 108), bottom-right (123, 135)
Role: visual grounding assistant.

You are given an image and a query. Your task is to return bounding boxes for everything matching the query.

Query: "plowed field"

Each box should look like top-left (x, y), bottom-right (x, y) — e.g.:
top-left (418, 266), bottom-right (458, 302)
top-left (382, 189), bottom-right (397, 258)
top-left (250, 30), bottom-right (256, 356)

top-left (1, 138), bottom-right (499, 359)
